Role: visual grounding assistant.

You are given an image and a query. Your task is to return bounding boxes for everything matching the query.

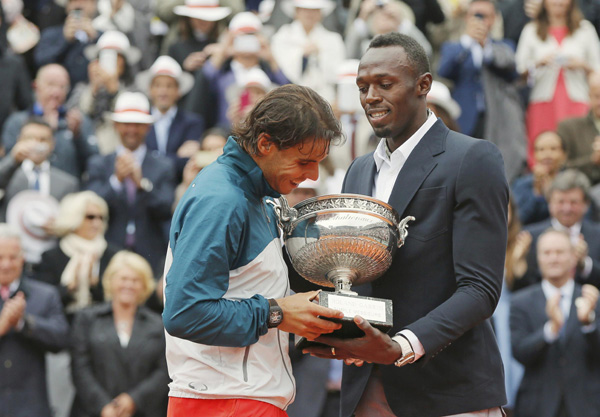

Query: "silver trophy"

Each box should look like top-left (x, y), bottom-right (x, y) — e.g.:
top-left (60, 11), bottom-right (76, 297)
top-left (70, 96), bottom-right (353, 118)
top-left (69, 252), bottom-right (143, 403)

top-left (268, 194), bottom-right (414, 348)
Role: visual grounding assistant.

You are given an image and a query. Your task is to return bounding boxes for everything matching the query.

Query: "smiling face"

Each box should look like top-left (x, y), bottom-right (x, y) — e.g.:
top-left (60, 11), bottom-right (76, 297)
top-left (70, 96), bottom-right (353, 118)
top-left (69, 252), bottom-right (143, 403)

top-left (149, 75), bottom-right (180, 113)
top-left (111, 266), bottom-right (146, 307)
top-left (356, 46), bottom-right (430, 151)
top-left (254, 135), bottom-right (328, 195)
top-left (0, 238), bottom-right (23, 287)
top-left (533, 131), bottom-right (566, 174)
top-left (548, 188), bottom-right (588, 228)
top-left (74, 203), bottom-right (106, 240)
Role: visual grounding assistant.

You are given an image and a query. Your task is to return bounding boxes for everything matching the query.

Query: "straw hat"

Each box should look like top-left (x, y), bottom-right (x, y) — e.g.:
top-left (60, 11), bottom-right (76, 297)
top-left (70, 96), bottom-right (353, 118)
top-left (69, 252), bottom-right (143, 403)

top-left (281, 0), bottom-right (336, 18)
top-left (136, 56), bottom-right (195, 96)
top-left (427, 81), bottom-right (461, 120)
top-left (229, 12), bottom-right (263, 34)
top-left (110, 92), bottom-right (155, 124)
top-left (174, 0), bottom-right (232, 22)
top-left (84, 30), bottom-right (142, 65)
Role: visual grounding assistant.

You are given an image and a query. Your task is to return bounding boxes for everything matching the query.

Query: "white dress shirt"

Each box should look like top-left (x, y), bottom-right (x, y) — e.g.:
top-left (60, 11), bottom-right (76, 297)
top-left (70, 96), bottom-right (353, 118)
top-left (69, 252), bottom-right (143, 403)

top-left (21, 160), bottom-right (51, 196)
top-left (151, 106), bottom-right (177, 155)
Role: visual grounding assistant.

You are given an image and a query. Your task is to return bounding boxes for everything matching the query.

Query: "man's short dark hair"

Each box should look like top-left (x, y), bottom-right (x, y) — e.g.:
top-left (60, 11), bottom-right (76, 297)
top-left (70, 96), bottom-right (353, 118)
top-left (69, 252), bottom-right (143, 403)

top-left (368, 33), bottom-right (430, 77)
top-left (232, 84), bottom-right (344, 156)
top-left (21, 116), bottom-right (53, 134)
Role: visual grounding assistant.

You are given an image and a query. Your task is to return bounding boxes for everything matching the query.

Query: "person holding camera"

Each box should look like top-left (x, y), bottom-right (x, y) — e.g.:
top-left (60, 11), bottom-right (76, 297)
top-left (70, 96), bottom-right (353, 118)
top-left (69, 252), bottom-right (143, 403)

top-left (438, 0), bottom-right (526, 183)
top-left (0, 117), bottom-right (79, 222)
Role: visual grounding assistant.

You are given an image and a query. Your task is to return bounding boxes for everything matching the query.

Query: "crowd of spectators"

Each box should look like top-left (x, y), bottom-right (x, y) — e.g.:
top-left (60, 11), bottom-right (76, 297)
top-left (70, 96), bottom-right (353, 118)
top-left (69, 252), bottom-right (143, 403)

top-left (1, 0), bottom-right (600, 416)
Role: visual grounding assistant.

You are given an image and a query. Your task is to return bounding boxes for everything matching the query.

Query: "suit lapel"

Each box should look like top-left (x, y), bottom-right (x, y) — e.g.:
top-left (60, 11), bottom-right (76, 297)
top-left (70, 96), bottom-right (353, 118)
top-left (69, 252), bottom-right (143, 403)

top-left (146, 126), bottom-right (158, 152)
top-left (386, 120), bottom-right (446, 216)
top-left (166, 109), bottom-right (183, 154)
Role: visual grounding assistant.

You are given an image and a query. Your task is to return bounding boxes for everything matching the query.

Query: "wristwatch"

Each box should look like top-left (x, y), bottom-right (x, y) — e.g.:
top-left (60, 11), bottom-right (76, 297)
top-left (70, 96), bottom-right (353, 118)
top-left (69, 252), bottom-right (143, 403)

top-left (391, 334), bottom-right (415, 367)
top-left (267, 299), bottom-right (283, 328)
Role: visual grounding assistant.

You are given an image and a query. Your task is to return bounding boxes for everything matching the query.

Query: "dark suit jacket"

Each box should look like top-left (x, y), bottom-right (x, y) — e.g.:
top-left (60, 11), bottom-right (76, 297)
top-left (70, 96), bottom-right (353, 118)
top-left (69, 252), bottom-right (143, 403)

top-left (0, 277), bottom-right (69, 417)
top-left (516, 219), bottom-right (600, 291)
top-left (510, 283), bottom-right (600, 417)
top-left (294, 120), bottom-right (508, 417)
top-left (557, 112), bottom-right (600, 185)
top-left (145, 107), bottom-right (205, 179)
top-left (85, 150), bottom-right (175, 275)
top-left (34, 243), bottom-right (120, 310)
top-left (70, 303), bottom-right (169, 417)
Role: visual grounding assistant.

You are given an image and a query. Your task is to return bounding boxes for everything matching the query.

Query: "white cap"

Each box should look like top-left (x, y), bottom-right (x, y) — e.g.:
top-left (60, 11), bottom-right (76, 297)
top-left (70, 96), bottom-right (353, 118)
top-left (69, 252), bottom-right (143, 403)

top-left (282, 0), bottom-right (335, 17)
top-left (229, 12), bottom-right (263, 34)
top-left (84, 30), bottom-right (142, 65)
top-left (336, 59), bottom-right (360, 84)
top-left (110, 92), bottom-right (155, 124)
top-left (174, 0), bottom-right (232, 22)
top-left (427, 80), bottom-right (461, 120)
top-left (241, 67), bottom-right (272, 90)
top-left (136, 55), bottom-right (195, 96)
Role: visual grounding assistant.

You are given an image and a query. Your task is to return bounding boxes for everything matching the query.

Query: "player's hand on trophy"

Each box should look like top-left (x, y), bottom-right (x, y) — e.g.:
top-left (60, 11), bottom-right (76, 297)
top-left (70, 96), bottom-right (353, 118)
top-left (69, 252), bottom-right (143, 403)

top-left (304, 315), bottom-right (402, 365)
top-left (277, 291), bottom-right (343, 341)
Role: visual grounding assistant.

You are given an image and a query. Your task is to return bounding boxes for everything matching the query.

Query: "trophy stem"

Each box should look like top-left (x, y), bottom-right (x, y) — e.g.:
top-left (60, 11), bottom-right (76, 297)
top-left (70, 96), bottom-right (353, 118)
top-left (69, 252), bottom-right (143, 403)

top-left (327, 269), bottom-right (358, 296)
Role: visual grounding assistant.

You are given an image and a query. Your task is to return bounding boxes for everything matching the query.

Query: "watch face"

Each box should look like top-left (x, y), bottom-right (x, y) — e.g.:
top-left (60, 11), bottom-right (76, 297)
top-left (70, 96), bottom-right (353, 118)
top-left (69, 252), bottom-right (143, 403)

top-left (269, 309), bottom-right (283, 327)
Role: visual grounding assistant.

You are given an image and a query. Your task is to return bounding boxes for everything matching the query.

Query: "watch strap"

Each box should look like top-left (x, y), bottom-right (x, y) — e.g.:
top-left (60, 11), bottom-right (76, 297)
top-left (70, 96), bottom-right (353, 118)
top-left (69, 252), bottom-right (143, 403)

top-left (391, 334), bottom-right (415, 367)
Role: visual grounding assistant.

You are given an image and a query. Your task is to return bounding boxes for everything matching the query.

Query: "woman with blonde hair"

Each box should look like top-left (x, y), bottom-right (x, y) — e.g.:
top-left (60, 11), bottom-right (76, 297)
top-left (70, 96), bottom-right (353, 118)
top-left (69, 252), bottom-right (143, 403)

top-left (70, 251), bottom-right (169, 417)
top-left (36, 191), bottom-right (120, 316)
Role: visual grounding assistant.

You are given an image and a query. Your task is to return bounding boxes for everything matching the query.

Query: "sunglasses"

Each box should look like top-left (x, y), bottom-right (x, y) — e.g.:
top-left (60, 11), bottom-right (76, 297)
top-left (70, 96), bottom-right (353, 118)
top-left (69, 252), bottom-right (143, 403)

top-left (85, 214), bottom-right (104, 221)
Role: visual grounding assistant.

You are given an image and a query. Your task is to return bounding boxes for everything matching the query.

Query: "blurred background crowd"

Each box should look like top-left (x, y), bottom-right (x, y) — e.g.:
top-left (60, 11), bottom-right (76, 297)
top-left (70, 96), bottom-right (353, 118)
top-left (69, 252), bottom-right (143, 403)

top-left (1, 0), bottom-right (600, 416)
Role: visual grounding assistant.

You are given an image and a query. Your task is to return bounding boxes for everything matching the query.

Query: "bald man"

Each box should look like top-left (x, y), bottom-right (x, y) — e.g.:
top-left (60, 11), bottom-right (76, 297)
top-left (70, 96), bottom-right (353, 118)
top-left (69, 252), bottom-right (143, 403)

top-left (1, 64), bottom-right (98, 179)
top-left (557, 71), bottom-right (600, 185)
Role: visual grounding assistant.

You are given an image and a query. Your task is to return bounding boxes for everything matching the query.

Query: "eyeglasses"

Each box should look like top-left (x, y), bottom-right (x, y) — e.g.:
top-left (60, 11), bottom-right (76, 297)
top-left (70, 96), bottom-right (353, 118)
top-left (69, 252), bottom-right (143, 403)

top-left (85, 214), bottom-right (104, 221)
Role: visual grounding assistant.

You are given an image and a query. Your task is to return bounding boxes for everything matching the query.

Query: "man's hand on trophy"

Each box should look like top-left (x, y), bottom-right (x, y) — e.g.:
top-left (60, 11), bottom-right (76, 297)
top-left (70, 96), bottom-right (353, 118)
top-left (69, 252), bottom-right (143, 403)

top-left (277, 291), bottom-right (344, 341)
top-left (303, 315), bottom-right (402, 365)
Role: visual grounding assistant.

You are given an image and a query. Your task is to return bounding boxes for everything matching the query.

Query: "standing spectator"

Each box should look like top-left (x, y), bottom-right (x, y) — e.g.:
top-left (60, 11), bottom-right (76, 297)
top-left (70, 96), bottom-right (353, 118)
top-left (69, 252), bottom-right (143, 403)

top-left (2, 63), bottom-right (99, 179)
top-left (0, 118), bottom-right (79, 221)
top-left (0, 223), bottom-right (69, 417)
top-left (34, 0), bottom-right (99, 86)
top-left (557, 70), bottom-right (600, 185)
top-left (517, 169), bottom-right (600, 291)
top-left (272, 0), bottom-right (345, 102)
top-left (512, 130), bottom-right (567, 226)
top-left (35, 191), bottom-right (119, 316)
top-left (85, 92), bottom-right (175, 276)
top-left (510, 229), bottom-right (600, 417)
top-left (438, 0), bottom-right (526, 182)
top-left (136, 55), bottom-right (204, 179)
top-left (70, 251), bottom-right (169, 417)
top-left (515, 0), bottom-right (600, 167)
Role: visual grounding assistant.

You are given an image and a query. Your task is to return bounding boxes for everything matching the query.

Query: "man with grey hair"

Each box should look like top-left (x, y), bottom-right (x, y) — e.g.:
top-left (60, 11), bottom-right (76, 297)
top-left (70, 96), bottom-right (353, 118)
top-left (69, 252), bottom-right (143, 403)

top-left (0, 223), bottom-right (69, 417)
top-left (516, 169), bottom-right (600, 291)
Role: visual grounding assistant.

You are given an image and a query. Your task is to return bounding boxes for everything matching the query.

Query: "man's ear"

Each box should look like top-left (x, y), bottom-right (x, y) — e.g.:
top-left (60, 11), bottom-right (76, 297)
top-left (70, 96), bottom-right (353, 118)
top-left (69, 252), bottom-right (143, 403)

top-left (256, 133), bottom-right (275, 156)
top-left (417, 73), bottom-right (433, 98)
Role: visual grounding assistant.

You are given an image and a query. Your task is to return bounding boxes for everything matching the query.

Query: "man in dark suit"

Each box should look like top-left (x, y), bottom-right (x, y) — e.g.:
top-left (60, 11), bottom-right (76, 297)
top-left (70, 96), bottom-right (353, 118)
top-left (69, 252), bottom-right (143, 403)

top-left (516, 169), bottom-right (600, 292)
top-left (510, 229), bottom-right (600, 417)
top-left (0, 223), bottom-right (69, 417)
top-left (0, 117), bottom-right (79, 222)
top-left (141, 55), bottom-right (205, 180)
top-left (86, 92), bottom-right (176, 276)
top-left (301, 33), bottom-right (508, 417)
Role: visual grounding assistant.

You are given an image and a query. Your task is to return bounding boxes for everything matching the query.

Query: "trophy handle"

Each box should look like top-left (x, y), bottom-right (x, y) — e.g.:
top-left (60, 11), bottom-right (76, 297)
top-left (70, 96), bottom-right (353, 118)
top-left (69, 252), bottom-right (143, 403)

top-left (397, 215), bottom-right (415, 248)
top-left (266, 197), bottom-right (298, 235)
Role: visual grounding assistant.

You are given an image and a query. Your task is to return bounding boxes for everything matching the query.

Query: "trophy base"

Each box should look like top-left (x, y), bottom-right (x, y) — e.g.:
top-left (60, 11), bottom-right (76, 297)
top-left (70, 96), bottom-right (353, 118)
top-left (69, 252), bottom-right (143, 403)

top-left (295, 292), bottom-right (393, 350)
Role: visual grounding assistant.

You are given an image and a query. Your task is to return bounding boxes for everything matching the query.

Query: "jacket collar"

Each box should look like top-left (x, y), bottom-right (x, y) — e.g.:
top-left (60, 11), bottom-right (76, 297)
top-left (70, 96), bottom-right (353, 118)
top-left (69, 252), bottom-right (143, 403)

top-left (219, 137), bottom-right (281, 199)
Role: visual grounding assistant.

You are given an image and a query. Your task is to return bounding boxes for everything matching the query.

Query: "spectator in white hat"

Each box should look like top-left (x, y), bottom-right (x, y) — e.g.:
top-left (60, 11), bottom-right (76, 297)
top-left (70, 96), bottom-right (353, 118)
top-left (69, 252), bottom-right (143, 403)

top-left (34, 0), bottom-right (100, 86)
top-left (85, 92), bottom-right (176, 276)
top-left (271, 0), bottom-right (345, 102)
top-left (199, 10), bottom-right (289, 128)
top-left (226, 66), bottom-right (272, 127)
top-left (426, 80), bottom-right (461, 133)
top-left (136, 55), bottom-right (205, 179)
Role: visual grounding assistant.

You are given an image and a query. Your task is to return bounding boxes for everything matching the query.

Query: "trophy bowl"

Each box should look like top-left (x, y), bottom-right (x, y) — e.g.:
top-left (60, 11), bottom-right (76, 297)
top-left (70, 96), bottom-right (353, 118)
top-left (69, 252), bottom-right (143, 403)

top-left (268, 194), bottom-right (414, 348)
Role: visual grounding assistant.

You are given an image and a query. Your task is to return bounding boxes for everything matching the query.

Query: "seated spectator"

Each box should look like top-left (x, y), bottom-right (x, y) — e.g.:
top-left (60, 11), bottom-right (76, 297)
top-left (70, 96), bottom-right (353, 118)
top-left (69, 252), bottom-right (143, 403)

top-left (92, 0), bottom-right (135, 36)
top-left (35, 191), bottom-right (119, 317)
top-left (85, 92), bottom-right (175, 275)
top-left (438, 0), bottom-right (526, 182)
top-left (426, 80), bottom-right (461, 133)
top-left (510, 229), bottom-right (600, 417)
top-left (136, 55), bottom-right (204, 179)
top-left (67, 30), bottom-right (141, 154)
top-left (0, 223), bottom-right (69, 417)
top-left (515, 0), bottom-right (600, 168)
top-left (517, 169), bottom-right (600, 291)
top-left (557, 71), bottom-right (600, 185)
top-left (272, 0), bottom-right (344, 102)
top-left (512, 131), bottom-right (567, 226)
top-left (345, 0), bottom-right (431, 60)
top-left (70, 251), bottom-right (169, 417)
top-left (34, 0), bottom-right (100, 86)
top-left (0, 6), bottom-right (33, 132)
top-left (2, 63), bottom-right (99, 179)
top-left (203, 11), bottom-right (289, 128)
top-left (0, 117), bottom-right (79, 221)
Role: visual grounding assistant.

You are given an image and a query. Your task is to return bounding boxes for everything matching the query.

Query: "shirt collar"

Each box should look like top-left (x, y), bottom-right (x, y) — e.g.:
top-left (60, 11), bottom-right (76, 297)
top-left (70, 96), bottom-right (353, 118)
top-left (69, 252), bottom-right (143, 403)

top-left (542, 278), bottom-right (575, 300)
top-left (116, 144), bottom-right (147, 166)
top-left (151, 105), bottom-right (178, 120)
top-left (550, 218), bottom-right (582, 236)
top-left (373, 110), bottom-right (437, 172)
top-left (22, 159), bottom-right (50, 172)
